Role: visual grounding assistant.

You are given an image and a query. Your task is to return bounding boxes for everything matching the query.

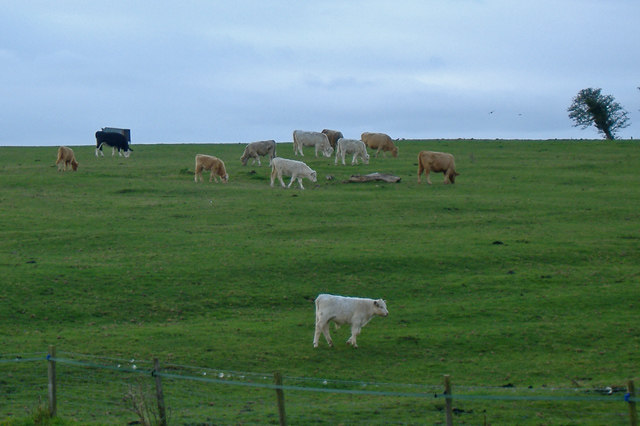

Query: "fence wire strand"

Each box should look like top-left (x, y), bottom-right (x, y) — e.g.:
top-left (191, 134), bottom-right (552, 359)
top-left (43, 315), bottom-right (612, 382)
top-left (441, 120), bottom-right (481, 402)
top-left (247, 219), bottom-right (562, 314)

top-left (0, 352), bottom-right (635, 425)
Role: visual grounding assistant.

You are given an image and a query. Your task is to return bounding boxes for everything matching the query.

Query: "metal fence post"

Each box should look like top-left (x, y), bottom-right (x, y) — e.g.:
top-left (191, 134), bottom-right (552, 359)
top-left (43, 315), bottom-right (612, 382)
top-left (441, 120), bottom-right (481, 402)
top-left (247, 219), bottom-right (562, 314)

top-left (153, 358), bottom-right (168, 426)
top-left (274, 372), bottom-right (287, 426)
top-left (47, 345), bottom-right (57, 418)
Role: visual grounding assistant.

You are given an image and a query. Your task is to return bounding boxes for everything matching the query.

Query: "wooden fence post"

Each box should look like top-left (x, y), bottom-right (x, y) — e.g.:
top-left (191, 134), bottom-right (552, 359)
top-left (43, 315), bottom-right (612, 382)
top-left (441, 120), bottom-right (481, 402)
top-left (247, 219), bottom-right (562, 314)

top-left (444, 375), bottom-right (453, 426)
top-left (274, 372), bottom-right (287, 426)
top-left (47, 345), bottom-right (57, 418)
top-left (628, 379), bottom-right (638, 426)
top-left (153, 358), bottom-right (168, 426)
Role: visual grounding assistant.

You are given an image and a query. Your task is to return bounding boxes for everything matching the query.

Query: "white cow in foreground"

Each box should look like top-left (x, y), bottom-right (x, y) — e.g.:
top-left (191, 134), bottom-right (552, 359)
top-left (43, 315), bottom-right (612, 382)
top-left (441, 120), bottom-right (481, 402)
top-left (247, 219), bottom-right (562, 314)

top-left (270, 157), bottom-right (317, 190)
top-left (314, 294), bottom-right (389, 348)
top-left (293, 130), bottom-right (334, 157)
top-left (335, 138), bottom-right (370, 165)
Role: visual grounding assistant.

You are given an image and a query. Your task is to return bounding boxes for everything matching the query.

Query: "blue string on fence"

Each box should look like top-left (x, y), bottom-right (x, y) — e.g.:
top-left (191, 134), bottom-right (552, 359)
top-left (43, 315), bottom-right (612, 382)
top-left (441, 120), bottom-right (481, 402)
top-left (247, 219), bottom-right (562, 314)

top-left (19, 354), bottom-right (636, 405)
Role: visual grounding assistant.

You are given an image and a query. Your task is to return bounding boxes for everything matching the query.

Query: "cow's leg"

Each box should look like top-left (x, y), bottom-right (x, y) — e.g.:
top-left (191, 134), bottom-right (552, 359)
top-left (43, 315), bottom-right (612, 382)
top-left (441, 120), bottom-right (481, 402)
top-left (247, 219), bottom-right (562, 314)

top-left (352, 154), bottom-right (358, 165)
top-left (417, 164), bottom-right (424, 183)
top-left (315, 319), bottom-right (333, 347)
top-left (278, 172), bottom-right (286, 188)
top-left (287, 173), bottom-right (296, 189)
top-left (256, 157), bottom-right (261, 166)
top-left (347, 325), bottom-right (361, 348)
top-left (426, 169), bottom-right (433, 185)
top-left (209, 170), bottom-right (215, 183)
top-left (298, 178), bottom-right (305, 190)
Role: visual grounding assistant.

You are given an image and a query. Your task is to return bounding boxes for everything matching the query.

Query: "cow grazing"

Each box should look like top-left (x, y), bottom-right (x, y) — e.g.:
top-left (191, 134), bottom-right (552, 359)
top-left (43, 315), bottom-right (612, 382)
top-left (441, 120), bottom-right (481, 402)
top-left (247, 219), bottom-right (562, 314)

top-left (313, 294), bottom-right (389, 348)
top-left (417, 150), bottom-right (459, 184)
top-left (240, 140), bottom-right (277, 166)
top-left (361, 132), bottom-right (399, 158)
top-left (292, 130), bottom-right (334, 157)
top-left (95, 131), bottom-right (132, 158)
top-left (270, 157), bottom-right (317, 190)
top-left (56, 146), bottom-right (79, 171)
top-left (195, 154), bottom-right (229, 183)
top-left (321, 129), bottom-right (344, 149)
top-left (334, 138), bottom-right (369, 166)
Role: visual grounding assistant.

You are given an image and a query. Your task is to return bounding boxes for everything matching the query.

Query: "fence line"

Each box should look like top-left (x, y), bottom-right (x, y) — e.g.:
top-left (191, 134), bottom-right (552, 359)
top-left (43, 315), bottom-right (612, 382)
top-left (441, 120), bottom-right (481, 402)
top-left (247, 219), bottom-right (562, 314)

top-left (1, 348), bottom-right (637, 425)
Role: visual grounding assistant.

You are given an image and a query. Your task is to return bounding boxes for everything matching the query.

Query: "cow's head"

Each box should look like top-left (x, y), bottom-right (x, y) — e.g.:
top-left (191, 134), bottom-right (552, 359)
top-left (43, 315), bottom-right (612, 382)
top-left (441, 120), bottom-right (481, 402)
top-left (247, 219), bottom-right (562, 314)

top-left (71, 160), bottom-right (79, 171)
top-left (363, 153), bottom-right (370, 165)
top-left (373, 299), bottom-right (389, 317)
top-left (309, 171), bottom-right (317, 183)
top-left (391, 147), bottom-right (399, 158)
top-left (322, 146), bottom-right (334, 158)
top-left (221, 173), bottom-right (229, 183)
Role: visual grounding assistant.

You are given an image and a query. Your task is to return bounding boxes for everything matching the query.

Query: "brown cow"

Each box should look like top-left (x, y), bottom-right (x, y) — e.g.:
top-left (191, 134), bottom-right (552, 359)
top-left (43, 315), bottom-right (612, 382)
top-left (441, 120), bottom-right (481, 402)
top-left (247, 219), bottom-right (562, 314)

top-left (361, 132), bottom-right (399, 158)
top-left (321, 129), bottom-right (344, 149)
top-left (417, 151), bottom-right (459, 184)
top-left (195, 154), bottom-right (229, 183)
top-left (56, 146), bottom-right (79, 171)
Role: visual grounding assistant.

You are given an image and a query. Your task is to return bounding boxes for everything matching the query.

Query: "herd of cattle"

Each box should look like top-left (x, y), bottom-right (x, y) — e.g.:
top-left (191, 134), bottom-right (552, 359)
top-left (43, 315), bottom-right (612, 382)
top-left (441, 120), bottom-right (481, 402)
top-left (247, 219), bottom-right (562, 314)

top-left (51, 129), bottom-right (465, 347)
top-left (55, 128), bottom-right (460, 189)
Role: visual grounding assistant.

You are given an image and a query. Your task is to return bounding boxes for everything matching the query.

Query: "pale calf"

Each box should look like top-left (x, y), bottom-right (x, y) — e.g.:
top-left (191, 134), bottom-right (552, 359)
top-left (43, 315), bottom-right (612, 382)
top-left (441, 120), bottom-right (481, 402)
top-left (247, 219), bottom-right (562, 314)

top-left (293, 130), bottom-right (334, 157)
top-left (270, 157), bottom-right (317, 190)
top-left (314, 294), bottom-right (389, 348)
top-left (194, 154), bottom-right (229, 183)
top-left (56, 146), bottom-right (79, 171)
top-left (335, 138), bottom-right (370, 165)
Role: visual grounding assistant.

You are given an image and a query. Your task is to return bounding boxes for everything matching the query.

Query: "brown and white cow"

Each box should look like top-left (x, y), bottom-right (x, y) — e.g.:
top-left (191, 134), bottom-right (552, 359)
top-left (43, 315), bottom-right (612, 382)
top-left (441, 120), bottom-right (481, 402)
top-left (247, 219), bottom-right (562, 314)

top-left (417, 150), bottom-right (459, 184)
top-left (361, 132), bottom-right (399, 158)
top-left (56, 146), bottom-right (79, 171)
top-left (195, 154), bottom-right (229, 183)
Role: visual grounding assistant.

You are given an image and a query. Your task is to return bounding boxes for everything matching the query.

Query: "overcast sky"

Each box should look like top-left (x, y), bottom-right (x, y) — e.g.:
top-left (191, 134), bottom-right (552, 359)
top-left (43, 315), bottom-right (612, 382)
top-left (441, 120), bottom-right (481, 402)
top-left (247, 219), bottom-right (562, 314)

top-left (2, 0), bottom-right (639, 146)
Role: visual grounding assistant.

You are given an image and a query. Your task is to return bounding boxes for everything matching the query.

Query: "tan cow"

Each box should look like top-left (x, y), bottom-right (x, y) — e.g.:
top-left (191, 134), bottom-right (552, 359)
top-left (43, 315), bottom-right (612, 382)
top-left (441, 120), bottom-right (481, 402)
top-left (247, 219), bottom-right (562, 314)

top-left (417, 151), bottom-right (459, 184)
top-left (56, 146), bottom-right (79, 171)
top-left (361, 132), bottom-right (399, 158)
top-left (195, 154), bottom-right (229, 183)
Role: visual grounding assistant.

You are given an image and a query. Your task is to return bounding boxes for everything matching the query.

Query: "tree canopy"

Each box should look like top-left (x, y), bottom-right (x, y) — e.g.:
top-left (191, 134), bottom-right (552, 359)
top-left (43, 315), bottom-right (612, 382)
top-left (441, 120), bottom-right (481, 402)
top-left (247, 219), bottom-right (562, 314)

top-left (567, 88), bottom-right (630, 140)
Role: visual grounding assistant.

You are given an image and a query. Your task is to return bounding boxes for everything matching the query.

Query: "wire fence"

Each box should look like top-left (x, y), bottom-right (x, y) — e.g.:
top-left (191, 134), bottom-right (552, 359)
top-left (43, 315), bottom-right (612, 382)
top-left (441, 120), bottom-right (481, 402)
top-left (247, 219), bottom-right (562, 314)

top-left (1, 350), bottom-right (637, 425)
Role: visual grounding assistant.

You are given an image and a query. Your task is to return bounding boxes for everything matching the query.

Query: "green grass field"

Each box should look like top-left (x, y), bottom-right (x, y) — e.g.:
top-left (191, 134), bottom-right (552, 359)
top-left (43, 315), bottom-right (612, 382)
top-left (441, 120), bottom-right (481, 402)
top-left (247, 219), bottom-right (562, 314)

top-left (1, 139), bottom-right (639, 425)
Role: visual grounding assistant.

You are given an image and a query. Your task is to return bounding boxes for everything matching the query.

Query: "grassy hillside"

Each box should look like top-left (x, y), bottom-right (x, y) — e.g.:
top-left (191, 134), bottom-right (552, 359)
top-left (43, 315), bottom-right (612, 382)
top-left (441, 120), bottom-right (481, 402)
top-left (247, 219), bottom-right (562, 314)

top-left (1, 139), bottom-right (639, 424)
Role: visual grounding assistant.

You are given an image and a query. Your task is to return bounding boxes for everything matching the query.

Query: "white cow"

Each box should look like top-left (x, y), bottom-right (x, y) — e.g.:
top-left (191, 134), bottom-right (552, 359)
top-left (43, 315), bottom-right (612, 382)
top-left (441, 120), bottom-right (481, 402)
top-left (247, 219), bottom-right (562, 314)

top-left (292, 130), bottom-right (333, 157)
top-left (270, 157), bottom-right (317, 190)
top-left (334, 138), bottom-right (370, 166)
top-left (313, 294), bottom-right (389, 348)
top-left (240, 140), bottom-right (277, 166)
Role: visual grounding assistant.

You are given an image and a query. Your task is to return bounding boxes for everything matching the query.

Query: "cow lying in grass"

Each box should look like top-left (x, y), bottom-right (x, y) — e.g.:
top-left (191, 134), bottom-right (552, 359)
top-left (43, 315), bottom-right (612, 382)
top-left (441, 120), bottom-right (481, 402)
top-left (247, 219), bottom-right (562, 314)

top-left (313, 294), bottom-right (389, 348)
top-left (417, 150), bottom-right (459, 184)
top-left (270, 157), bottom-right (317, 190)
top-left (56, 146), bottom-right (79, 171)
top-left (195, 154), bottom-right (229, 183)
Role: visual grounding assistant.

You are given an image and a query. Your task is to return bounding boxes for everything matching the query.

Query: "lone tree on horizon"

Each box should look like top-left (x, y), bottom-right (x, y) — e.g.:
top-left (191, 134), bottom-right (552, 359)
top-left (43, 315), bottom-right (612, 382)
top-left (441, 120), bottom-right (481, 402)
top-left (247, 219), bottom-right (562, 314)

top-left (567, 87), bottom-right (630, 140)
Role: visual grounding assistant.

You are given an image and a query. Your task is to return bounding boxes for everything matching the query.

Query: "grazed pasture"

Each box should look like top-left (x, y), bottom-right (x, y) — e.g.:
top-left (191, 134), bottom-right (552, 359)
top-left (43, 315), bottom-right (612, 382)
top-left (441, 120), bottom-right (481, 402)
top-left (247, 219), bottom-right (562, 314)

top-left (0, 140), bottom-right (638, 424)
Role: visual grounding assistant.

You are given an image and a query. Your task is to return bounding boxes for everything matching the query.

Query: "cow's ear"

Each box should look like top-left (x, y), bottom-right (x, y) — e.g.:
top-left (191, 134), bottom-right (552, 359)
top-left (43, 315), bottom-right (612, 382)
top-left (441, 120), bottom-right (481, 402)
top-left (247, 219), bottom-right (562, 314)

top-left (374, 301), bottom-right (379, 307)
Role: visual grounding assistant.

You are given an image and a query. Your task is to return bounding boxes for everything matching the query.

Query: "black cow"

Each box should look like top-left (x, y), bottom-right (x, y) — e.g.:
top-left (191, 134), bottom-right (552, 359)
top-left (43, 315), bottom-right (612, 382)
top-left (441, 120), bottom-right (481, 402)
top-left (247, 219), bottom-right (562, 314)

top-left (95, 131), bottom-right (132, 158)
